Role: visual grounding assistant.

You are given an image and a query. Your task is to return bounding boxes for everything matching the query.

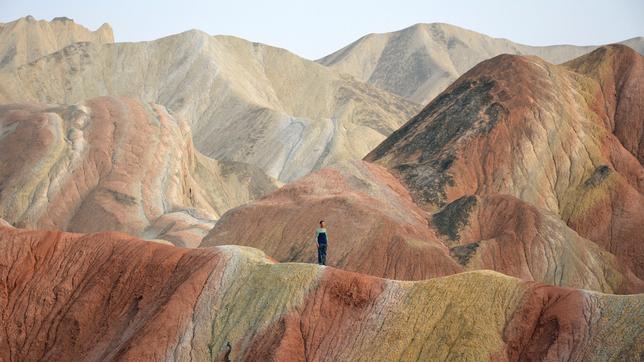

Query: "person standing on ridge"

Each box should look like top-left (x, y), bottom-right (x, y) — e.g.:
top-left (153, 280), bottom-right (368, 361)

top-left (315, 220), bottom-right (328, 265)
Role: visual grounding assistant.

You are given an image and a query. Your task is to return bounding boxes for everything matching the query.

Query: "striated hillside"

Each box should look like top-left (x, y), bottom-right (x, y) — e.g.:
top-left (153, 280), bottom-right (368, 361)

top-left (202, 160), bottom-right (464, 281)
top-left (0, 16), bottom-right (113, 69)
top-left (202, 160), bottom-right (641, 293)
top-left (0, 29), bottom-right (420, 182)
top-left (0, 97), bottom-right (278, 247)
top-left (319, 23), bottom-right (644, 104)
top-left (366, 45), bottom-right (644, 278)
top-left (0, 16), bottom-right (642, 361)
top-left (564, 44), bottom-right (644, 163)
top-left (1, 225), bottom-right (642, 361)
top-left (202, 46), bottom-right (643, 293)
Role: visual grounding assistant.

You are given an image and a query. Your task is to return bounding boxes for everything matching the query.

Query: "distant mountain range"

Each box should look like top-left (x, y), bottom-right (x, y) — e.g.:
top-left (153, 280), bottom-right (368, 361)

top-left (0, 18), bottom-right (419, 183)
top-left (319, 22), bottom-right (644, 103)
top-left (0, 15), bottom-right (113, 68)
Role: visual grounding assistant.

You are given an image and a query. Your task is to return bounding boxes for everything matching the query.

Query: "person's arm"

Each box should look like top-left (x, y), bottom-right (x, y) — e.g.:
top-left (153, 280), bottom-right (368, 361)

top-left (315, 229), bottom-right (319, 244)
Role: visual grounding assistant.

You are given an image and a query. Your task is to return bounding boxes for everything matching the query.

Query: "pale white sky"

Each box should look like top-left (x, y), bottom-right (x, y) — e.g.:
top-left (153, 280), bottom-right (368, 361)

top-left (1, 0), bottom-right (642, 59)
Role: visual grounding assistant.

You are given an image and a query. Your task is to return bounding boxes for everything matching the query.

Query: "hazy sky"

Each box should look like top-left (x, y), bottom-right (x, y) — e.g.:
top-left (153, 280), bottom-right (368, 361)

top-left (1, 0), bottom-right (642, 59)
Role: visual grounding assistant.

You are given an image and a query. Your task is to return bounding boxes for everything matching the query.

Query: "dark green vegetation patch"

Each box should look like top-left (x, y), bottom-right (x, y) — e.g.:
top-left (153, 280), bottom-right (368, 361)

top-left (449, 241), bottom-right (481, 266)
top-left (368, 78), bottom-right (507, 207)
top-left (432, 195), bottom-right (478, 241)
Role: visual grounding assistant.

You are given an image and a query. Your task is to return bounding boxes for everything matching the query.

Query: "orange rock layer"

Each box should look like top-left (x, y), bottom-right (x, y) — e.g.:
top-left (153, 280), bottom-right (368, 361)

top-left (1, 226), bottom-right (641, 361)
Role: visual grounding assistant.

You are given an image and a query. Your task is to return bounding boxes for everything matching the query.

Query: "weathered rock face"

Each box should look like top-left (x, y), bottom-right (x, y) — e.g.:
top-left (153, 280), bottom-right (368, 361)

top-left (0, 97), bottom-right (278, 246)
top-left (0, 16), bottom-right (113, 69)
top-left (201, 161), bottom-right (640, 293)
top-left (432, 194), bottom-right (642, 294)
top-left (1, 226), bottom-right (641, 361)
top-left (319, 23), bottom-right (644, 104)
top-left (202, 160), bottom-right (463, 280)
top-left (564, 44), bottom-right (644, 163)
top-left (366, 45), bottom-right (644, 278)
top-left (0, 29), bottom-right (419, 182)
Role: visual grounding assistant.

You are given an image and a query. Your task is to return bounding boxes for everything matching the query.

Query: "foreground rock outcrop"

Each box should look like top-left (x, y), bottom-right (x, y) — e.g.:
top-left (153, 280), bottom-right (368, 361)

top-left (0, 16), bottom-right (113, 69)
top-left (1, 226), bottom-right (641, 361)
top-left (366, 45), bottom-right (644, 278)
top-left (0, 97), bottom-right (277, 246)
top-left (319, 23), bottom-right (644, 104)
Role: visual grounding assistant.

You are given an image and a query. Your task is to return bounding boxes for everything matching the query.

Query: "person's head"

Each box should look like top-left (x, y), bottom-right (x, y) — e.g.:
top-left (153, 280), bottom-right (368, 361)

top-left (319, 220), bottom-right (325, 228)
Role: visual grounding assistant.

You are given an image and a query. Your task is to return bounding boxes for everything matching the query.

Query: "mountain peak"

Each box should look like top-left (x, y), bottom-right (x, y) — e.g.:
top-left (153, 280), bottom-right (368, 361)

top-left (319, 24), bottom-right (643, 104)
top-left (0, 16), bottom-right (114, 69)
top-left (567, 43), bottom-right (640, 67)
top-left (365, 44), bottom-right (643, 280)
top-left (52, 16), bottom-right (74, 22)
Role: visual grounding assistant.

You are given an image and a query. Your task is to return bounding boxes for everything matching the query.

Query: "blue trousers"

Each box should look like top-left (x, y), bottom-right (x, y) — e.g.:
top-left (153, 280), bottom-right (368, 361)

top-left (317, 244), bottom-right (327, 265)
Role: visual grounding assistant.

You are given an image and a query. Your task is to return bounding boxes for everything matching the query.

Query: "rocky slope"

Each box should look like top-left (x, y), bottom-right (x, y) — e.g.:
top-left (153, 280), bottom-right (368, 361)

top-left (319, 23), bottom-right (644, 104)
top-left (1, 225), bottom-right (641, 361)
top-left (202, 46), bottom-right (643, 293)
top-left (0, 28), bottom-right (419, 182)
top-left (202, 160), bottom-right (463, 281)
top-left (366, 45), bottom-right (643, 278)
top-left (431, 194), bottom-right (641, 293)
top-left (202, 160), bottom-right (641, 293)
top-left (0, 97), bottom-right (277, 247)
top-left (564, 44), bottom-right (644, 164)
top-left (0, 16), bottom-right (113, 69)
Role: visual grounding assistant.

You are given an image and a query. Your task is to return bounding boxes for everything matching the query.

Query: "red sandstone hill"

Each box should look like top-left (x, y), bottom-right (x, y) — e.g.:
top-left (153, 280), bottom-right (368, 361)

top-left (1, 225), bottom-right (641, 361)
top-left (202, 46), bottom-right (643, 293)
top-left (202, 160), bottom-right (641, 293)
top-left (203, 160), bottom-right (463, 281)
top-left (365, 44), bottom-right (643, 278)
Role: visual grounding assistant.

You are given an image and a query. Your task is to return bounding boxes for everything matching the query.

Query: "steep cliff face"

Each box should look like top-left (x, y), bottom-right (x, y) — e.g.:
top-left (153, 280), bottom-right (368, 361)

top-left (319, 22), bottom-right (644, 104)
top-left (366, 45), bottom-right (644, 278)
top-left (0, 30), bottom-right (419, 182)
top-left (1, 226), bottom-right (641, 361)
top-left (0, 16), bottom-right (113, 69)
top-left (0, 97), bottom-right (277, 246)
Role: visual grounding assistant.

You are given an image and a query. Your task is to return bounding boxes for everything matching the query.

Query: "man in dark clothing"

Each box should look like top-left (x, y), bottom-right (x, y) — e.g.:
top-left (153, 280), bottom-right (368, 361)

top-left (315, 220), bottom-right (328, 265)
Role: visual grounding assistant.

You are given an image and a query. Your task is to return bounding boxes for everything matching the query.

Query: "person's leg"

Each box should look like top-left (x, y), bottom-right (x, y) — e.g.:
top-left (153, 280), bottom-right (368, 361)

top-left (320, 244), bottom-right (327, 265)
top-left (317, 244), bottom-right (323, 264)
